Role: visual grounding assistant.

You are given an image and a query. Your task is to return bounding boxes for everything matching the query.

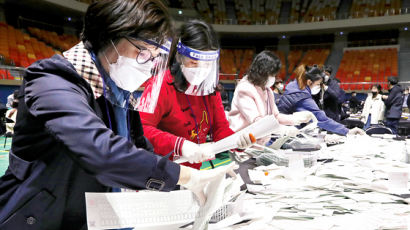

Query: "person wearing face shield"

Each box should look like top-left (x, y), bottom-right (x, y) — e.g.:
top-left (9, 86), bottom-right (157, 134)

top-left (227, 51), bottom-right (315, 145)
top-left (0, 1), bottom-right (236, 229)
top-left (272, 78), bottom-right (284, 105)
top-left (277, 65), bottom-right (365, 136)
top-left (361, 84), bottom-right (385, 130)
top-left (139, 20), bottom-right (254, 169)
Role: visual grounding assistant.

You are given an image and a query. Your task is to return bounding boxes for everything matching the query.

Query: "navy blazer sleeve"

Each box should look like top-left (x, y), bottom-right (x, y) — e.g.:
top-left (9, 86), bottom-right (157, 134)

top-left (296, 97), bottom-right (349, 135)
top-left (384, 87), bottom-right (402, 107)
top-left (24, 74), bottom-right (180, 191)
top-left (324, 79), bottom-right (345, 104)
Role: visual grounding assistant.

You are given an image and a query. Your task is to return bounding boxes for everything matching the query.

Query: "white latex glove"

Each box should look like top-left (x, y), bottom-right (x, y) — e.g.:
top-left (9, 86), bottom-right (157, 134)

top-left (179, 163), bottom-right (238, 206)
top-left (280, 125), bottom-right (300, 137)
top-left (181, 140), bottom-right (208, 164)
top-left (198, 142), bottom-right (216, 160)
top-left (347, 127), bottom-right (366, 136)
top-left (292, 111), bottom-right (316, 125)
top-left (237, 132), bottom-right (254, 149)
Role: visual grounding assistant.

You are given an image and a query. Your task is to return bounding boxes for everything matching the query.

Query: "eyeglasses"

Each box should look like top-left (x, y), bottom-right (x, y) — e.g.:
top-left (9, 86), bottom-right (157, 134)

top-left (125, 37), bottom-right (155, 64)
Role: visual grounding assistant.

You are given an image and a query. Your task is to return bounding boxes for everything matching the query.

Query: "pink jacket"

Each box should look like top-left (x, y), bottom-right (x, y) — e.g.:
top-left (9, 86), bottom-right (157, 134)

top-left (227, 77), bottom-right (294, 144)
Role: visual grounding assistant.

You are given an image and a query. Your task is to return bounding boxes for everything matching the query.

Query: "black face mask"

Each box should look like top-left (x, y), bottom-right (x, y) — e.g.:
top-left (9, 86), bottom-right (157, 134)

top-left (372, 92), bottom-right (377, 97)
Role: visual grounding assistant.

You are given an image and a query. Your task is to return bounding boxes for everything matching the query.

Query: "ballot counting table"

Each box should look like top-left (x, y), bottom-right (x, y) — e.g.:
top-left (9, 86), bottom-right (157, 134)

top-left (85, 134), bottom-right (410, 230)
top-left (224, 134), bottom-right (410, 230)
top-left (341, 113), bottom-right (410, 136)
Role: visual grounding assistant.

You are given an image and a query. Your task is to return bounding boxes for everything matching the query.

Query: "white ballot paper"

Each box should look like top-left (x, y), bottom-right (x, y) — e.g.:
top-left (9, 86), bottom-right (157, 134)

top-left (86, 176), bottom-right (244, 230)
top-left (175, 115), bottom-right (280, 164)
top-left (86, 190), bottom-right (199, 230)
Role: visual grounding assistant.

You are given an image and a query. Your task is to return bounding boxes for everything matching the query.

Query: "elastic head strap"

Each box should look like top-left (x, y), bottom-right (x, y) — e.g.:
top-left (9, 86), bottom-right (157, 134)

top-left (176, 41), bottom-right (219, 61)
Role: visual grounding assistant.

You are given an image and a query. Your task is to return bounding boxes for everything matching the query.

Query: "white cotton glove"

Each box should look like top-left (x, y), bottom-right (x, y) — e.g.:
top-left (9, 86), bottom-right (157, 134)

top-left (179, 163), bottom-right (238, 206)
top-left (292, 111), bottom-right (316, 125)
top-left (279, 125), bottom-right (300, 137)
top-left (181, 140), bottom-right (208, 164)
top-left (237, 132), bottom-right (255, 149)
top-left (347, 127), bottom-right (366, 136)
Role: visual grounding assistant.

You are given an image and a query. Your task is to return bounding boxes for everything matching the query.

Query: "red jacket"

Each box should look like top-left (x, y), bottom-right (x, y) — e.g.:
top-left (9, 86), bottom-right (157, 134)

top-left (140, 70), bottom-right (234, 169)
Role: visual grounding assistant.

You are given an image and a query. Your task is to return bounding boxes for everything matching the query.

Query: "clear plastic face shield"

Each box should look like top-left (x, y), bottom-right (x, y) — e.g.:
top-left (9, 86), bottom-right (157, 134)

top-left (136, 38), bottom-right (170, 113)
top-left (101, 37), bottom-right (170, 113)
top-left (177, 41), bottom-right (220, 96)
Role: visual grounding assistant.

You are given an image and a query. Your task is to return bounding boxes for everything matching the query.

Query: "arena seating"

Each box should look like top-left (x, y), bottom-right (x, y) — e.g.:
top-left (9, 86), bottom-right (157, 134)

top-left (234, 0), bottom-right (252, 25)
top-left (211, 0), bottom-right (228, 24)
top-left (287, 50), bottom-right (303, 74)
top-left (77, 0), bottom-right (404, 25)
top-left (219, 48), bottom-right (255, 80)
top-left (285, 49), bottom-right (330, 82)
top-left (27, 27), bottom-right (79, 51)
top-left (219, 49), bottom-right (237, 79)
top-left (301, 0), bottom-right (340, 22)
top-left (299, 49), bottom-right (330, 67)
top-left (265, 0), bottom-right (282, 24)
top-left (350, 0), bottom-right (401, 18)
top-left (336, 47), bottom-right (398, 90)
top-left (273, 50), bottom-right (287, 80)
top-left (0, 22), bottom-right (58, 70)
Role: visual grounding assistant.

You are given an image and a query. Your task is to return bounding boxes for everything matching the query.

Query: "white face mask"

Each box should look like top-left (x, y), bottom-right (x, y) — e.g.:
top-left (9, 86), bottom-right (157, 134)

top-left (310, 85), bottom-right (321, 95)
top-left (265, 76), bottom-right (276, 88)
top-left (106, 41), bottom-right (153, 92)
top-left (324, 74), bottom-right (330, 83)
top-left (181, 66), bottom-right (210, 86)
top-left (277, 83), bottom-right (284, 91)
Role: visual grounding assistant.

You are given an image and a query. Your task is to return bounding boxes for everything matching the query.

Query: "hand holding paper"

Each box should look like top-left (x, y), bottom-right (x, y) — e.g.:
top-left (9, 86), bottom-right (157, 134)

top-left (237, 133), bottom-right (255, 149)
top-left (292, 111), bottom-right (317, 125)
top-left (279, 125), bottom-right (300, 137)
top-left (176, 115), bottom-right (280, 164)
top-left (348, 127), bottom-right (366, 136)
top-left (180, 140), bottom-right (209, 164)
top-left (179, 163), bottom-right (239, 206)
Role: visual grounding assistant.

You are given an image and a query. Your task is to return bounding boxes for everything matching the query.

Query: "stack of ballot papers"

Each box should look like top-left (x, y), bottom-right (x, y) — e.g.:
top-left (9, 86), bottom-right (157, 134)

top-left (236, 135), bottom-right (410, 229)
top-left (86, 135), bottom-right (410, 229)
top-left (85, 173), bottom-right (259, 230)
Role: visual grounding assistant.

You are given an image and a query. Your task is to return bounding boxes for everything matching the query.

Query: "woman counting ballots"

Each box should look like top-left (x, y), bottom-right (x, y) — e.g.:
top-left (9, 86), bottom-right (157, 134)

top-left (140, 20), bottom-right (254, 169)
top-left (277, 65), bottom-right (365, 136)
top-left (0, 1), bottom-right (236, 229)
top-left (227, 50), bottom-right (315, 145)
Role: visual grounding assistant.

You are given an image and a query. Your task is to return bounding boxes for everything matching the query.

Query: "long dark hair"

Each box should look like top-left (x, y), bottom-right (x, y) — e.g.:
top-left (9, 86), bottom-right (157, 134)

top-left (81, 0), bottom-right (173, 54)
top-left (169, 19), bottom-right (221, 93)
top-left (247, 50), bottom-right (281, 88)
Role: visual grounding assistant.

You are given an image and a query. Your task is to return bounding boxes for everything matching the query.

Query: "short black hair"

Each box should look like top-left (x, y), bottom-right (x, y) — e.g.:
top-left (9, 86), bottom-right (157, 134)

top-left (247, 50), bottom-right (281, 88)
top-left (81, 0), bottom-right (172, 53)
top-left (372, 84), bottom-right (382, 92)
top-left (170, 19), bottom-right (219, 92)
top-left (388, 76), bottom-right (398, 85)
top-left (274, 78), bottom-right (283, 85)
top-left (324, 65), bottom-right (333, 75)
top-left (13, 90), bottom-right (19, 99)
top-left (305, 65), bottom-right (325, 82)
